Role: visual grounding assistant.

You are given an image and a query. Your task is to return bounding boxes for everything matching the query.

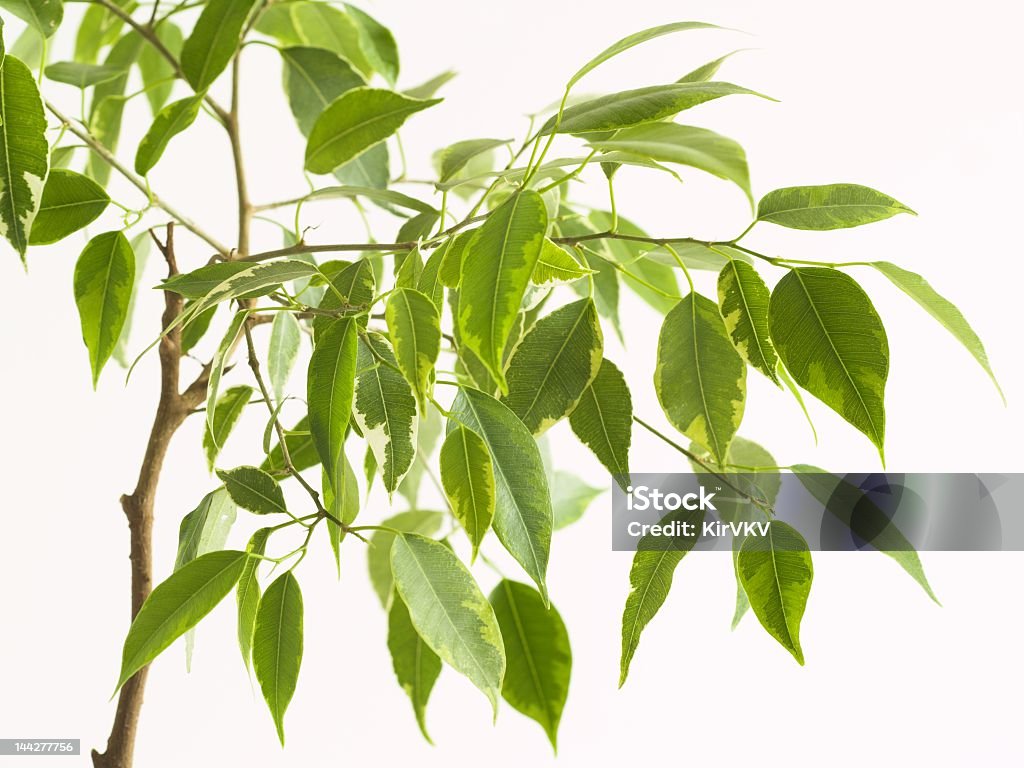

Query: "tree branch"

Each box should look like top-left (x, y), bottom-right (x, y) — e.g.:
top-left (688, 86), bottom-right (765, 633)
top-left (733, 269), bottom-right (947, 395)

top-left (45, 102), bottom-right (231, 256)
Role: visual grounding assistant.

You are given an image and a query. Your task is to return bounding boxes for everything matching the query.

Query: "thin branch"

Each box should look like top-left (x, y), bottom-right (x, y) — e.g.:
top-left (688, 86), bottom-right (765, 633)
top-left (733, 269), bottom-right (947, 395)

top-left (45, 102), bottom-right (231, 256)
top-left (228, 55), bottom-right (253, 256)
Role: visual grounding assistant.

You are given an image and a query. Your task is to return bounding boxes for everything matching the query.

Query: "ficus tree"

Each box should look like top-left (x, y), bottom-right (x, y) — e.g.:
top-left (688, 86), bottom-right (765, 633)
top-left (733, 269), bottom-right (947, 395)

top-left (0, 3), bottom-right (1003, 766)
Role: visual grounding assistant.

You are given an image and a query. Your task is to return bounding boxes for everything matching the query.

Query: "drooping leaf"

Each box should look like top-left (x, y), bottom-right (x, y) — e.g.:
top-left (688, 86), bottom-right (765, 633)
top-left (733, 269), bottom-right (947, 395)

top-left (655, 293), bottom-right (746, 465)
top-left (352, 333), bottom-right (419, 494)
top-left (737, 521), bottom-right (813, 665)
top-left (174, 488), bottom-right (238, 572)
top-left (87, 32), bottom-right (143, 186)
top-left (262, 416), bottom-right (321, 474)
top-left (0, 0), bottom-right (63, 37)
top-left (501, 298), bottom-right (603, 434)
top-left (390, 533), bottom-right (505, 713)
top-left (345, 3), bottom-right (399, 85)
top-left (542, 82), bottom-right (770, 135)
top-left (116, 550), bottom-right (248, 691)
top-left (236, 527), bottom-right (270, 671)
top-left (588, 123), bottom-right (752, 204)
top-left (386, 287), bottom-right (441, 409)
top-left (203, 385), bottom-right (253, 470)
top-left (550, 470), bottom-right (603, 529)
top-left (253, 571), bottom-right (304, 745)
top-left (44, 61), bottom-right (125, 88)
top-left (437, 230), bottom-right (473, 287)
top-left (620, 507), bottom-right (702, 686)
top-left (436, 138), bottom-right (511, 183)
top-left (567, 21), bottom-right (722, 88)
top-left (457, 191), bottom-right (548, 392)
top-left (870, 262), bottom-right (1003, 401)
top-left (417, 245), bottom-right (446, 313)
top-left (307, 318), bottom-right (358, 488)
top-left (0, 54), bottom-right (48, 260)
top-left (397, 405), bottom-right (443, 509)
top-left (305, 87), bottom-right (441, 174)
top-left (756, 184), bottom-right (915, 230)
top-left (28, 169), bottom-right (109, 245)
top-left (367, 510), bottom-right (444, 607)
top-left (792, 465), bottom-right (938, 602)
top-left (324, 448), bottom-right (360, 570)
top-left (74, 2), bottom-right (126, 63)
top-left (112, 232), bottom-right (152, 367)
top-left (180, 0), bottom-right (259, 92)
top-left (490, 580), bottom-right (571, 750)
top-left (404, 69), bottom-right (456, 100)
top-left (448, 387), bottom-right (552, 601)
top-left (569, 358), bottom-right (632, 488)
top-left (387, 592), bottom-right (441, 743)
top-left (134, 95), bottom-right (204, 176)
top-left (268, 311), bottom-right (301, 403)
top-left (138, 21), bottom-right (183, 115)
top-left (440, 425), bottom-right (495, 560)
top-left (717, 259), bottom-right (779, 384)
top-left (768, 268), bottom-right (888, 458)
top-left (314, 259), bottom-right (376, 336)
top-left (74, 231), bottom-right (135, 386)
top-left (216, 466), bottom-right (288, 516)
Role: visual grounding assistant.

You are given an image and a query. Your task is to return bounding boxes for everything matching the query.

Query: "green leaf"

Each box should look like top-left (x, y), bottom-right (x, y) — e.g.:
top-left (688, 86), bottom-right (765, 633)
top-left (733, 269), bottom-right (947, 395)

top-left (28, 169), bottom-right (109, 245)
top-left (436, 138), bottom-right (511, 183)
top-left (255, 1), bottom-right (373, 77)
top-left (116, 550), bottom-right (248, 691)
top-left (203, 385), bottom-right (253, 470)
top-left (253, 571), bottom-right (304, 745)
top-left (280, 46), bottom-right (364, 135)
top-left (737, 521), bottom-right (813, 665)
top-left (869, 262), bottom-right (1003, 402)
top-left (180, 0), bottom-right (259, 92)
top-left (236, 527), bottom-right (269, 671)
top-left (792, 465), bottom-right (938, 602)
top-left (717, 259), bottom-right (780, 384)
top-left (0, 0), bottom-right (62, 37)
top-left (550, 470), bottom-right (602, 530)
top-left (569, 358), bottom-right (632, 489)
top-left (345, 3), bottom-right (399, 85)
top-left (324, 448), bottom-right (360, 570)
top-left (490, 580), bottom-right (571, 751)
top-left (678, 49), bottom-right (746, 83)
top-left (198, 307), bottom-right (245, 437)
top-left (386, 287), bottom-right (441, 409)
top-left (655, 293), bottom-right (746, 465)
top-left (502, 298), bottom-right (603, 434)
top-left (134, 95), bottom-right (204, 176)
top-left (113, 232), bottom-right (153, 367)
top-left (619, 507), bottom-right (702, 687)
top-left (417, 245), bottom-right (446, 313)
top-left (367, 510), bottom-right (444, 607)
top-left (87, 33), bottom-right (143, 186)
top-left (174, 488), bottom-right (238, 572)
top-left (44, 61), bottom-right (125, 88)
top-left (313, 259), bottom-right (376, 337)
top-left (74, 2), bottom-right (125, 64)
top-left (756, 184), bottom-right (915, 230)
top-left (74, 231), bottom-right (135, 386)
top-left (457, 191), bottom-right (548, 392)
top-left (0, 55), bottom-right (48, 260)
top-left (394, 246), bottom-right (423, 288)
top-left (300, 185), bottom-right (435, 215)
top-left (437, 230), bottom-right (472, 287)
top-left (542, 82), bottom-right (771, 135)
top-left (138, 22), bottom-right (183, 115)
top-left (387, 592), bottom-right (441, 743)
top-left (305, 87), bottom-right (441, 174)
top-left (268, 311), bottom-right (301, 403)
top-left (404, 69), bottom-right (456, 100)
top-left (262, 416), bottom-right (320, 474)
top-left (307, 318), bottom-right (358, 487)
top-left (397, 405), bottom-right (443, 509)
top-left (768, 268), bottom-right (888, 458)
top-left (448, 388), bottom-right (552, 601)
top-left (440, 425), bottom-right (495, 560)
top-left (390, 533), bottom-right (505, 714)
top-left (159, 261), bottom-right (253, 298)
top-left (567, 22), bottom-right (722, 88)
top-left (216, 466), bottom-right (288, 515)
top-left (588, 123), bottom-right (751, 204)
top-left (532, 239), bottom-right (594, 285)
top-left (352, 333), bottom-right (418, 494)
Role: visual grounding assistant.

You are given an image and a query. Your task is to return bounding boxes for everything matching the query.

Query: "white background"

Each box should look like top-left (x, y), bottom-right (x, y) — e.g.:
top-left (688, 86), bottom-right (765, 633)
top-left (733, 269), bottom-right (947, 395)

top-left (2, 1), bottom-right (1022, 766)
